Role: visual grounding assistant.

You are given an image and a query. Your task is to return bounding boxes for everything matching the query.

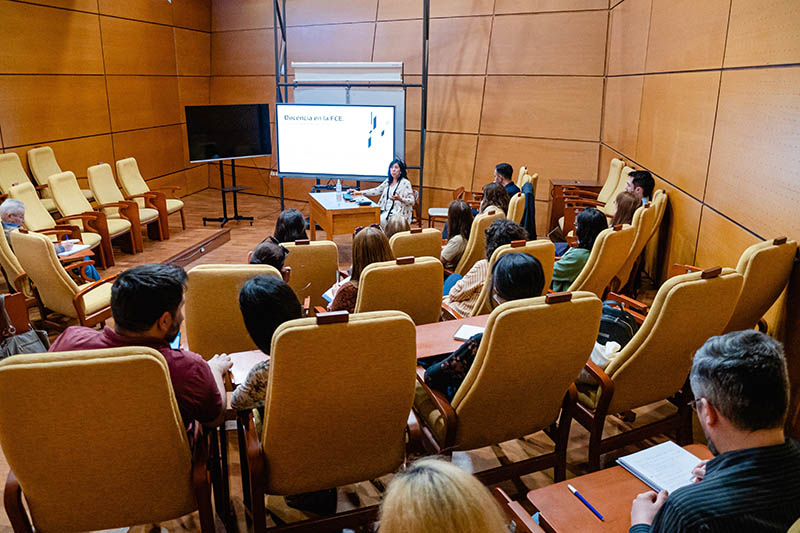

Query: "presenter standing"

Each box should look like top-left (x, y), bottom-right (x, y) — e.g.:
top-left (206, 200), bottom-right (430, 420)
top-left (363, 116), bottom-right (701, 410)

top-left (352, 158), bottom-right (415, 227)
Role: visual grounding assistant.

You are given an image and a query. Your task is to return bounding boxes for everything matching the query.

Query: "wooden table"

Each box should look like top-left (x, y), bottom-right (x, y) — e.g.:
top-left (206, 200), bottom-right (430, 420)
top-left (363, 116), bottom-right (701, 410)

top-left (58, 246), bottom-right (94, 263)
top-left (415, 315), bottom-right (489, 360)
top-left (547, 179), bottom-right (604, 233)
top-left (527, 444), bottom-right (712, 533)
top-left (308, 192), bottom-right (380, 240)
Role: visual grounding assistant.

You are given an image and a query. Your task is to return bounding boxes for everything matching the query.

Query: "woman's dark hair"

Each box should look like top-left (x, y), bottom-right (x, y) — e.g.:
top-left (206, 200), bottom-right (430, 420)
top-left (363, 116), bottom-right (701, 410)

top-left (274, 208), bottom-right (307, 243)
top-left (484, 218), bottom-right (528, 260)
top-left (111, 264), bottom-right (187, 332)
top-left (447, 200), bottom-right (473, 241)
top-left (388, 158), bottom-right (408, 181)
top-left (492, 253), bottom-right (545, 301)
top-left (576, 208), bottom-right (608, 251)
top-left (250, 240), bottom-right (288, 270)
top-left (480, 182), bottom-right (510, 214)
top-left (239, 275), bottom-right (302, 353)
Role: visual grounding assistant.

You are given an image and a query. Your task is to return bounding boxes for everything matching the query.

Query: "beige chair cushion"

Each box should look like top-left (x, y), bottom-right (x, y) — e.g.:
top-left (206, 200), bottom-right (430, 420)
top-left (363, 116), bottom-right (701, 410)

top-left (89, 163), bottom-right (159, 224)
top-left (49, 171), bottom-right (95, 219)
top-left (0, 153), bottom-right (33, 194)
top-left (601, 166), bottom-right (634, 217)
top-left (507, 192), bottom-right (525, 224)
top-left (283, 240), bottom-right (339, 310)
top-left (116, 157), bottom-right (150, 197)
top-left (166, 198), bottom-right (184, 214)
top-left (569, 225), bottom-right (635, 297)
top-left (389, 228), bottom-right (442, 259)
top-left (0, 228), bottom-right (28, 295)
top-left (80, 280), bottom-right (113, 316)
top-left (8, 182), bottom-right (57, 232)
top-left (597, 158), bottom-right (624, 205)
top-left (455, 208), bottom-right (505, 276)
top-left (27, 146), bottom-right (94, 202)
top-left (614, 201), bottom-right (659, 288)
top-left (106, 217), bottom-right (132, 237)
top-left (0, 348), bottom-right (195, 532)
top-left (413, 380), bottom-right (447, 443)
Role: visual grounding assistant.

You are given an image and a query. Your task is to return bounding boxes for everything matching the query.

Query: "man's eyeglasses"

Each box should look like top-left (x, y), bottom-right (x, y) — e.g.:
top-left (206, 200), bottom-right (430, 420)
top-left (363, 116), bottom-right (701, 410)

top-left (353, 223), bottom-right (381, 237)
top-left (689, 398), bottom-right (703, 412)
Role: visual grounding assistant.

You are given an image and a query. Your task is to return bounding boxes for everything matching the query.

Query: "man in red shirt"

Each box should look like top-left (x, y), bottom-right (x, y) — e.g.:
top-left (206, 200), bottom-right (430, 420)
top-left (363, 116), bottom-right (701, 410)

top-left (51, 264), bottom-right (231, 429)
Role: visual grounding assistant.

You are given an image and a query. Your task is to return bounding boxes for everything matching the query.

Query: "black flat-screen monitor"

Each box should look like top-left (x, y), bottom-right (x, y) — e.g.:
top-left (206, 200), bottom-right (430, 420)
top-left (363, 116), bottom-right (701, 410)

top-left (185, 104), bottom-right (271, 163)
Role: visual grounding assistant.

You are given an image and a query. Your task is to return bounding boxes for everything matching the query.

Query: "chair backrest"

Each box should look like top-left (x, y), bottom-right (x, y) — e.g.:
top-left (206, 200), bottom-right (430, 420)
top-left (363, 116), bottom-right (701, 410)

top-left (8, 182), bottom-right (57, 231)
top-left (11, 230), bottom-right (79, 318)
top-left (454, 208), bottom-right (504, 275)
top-left (262, 310), bottom-right (417, 494)
top-left (507, 192), bottom-right (525, 224)
top-left (724, 237), bottom-right (798, 333)
top-left (0, 347), bottom-right (195, 532)
top-left (283, 239), bottom-right (339, 310)
top-left (116, 157), bottom-right (150, 199)
top-left (389, 228), bottom-right (442, 259)
top-left (26, 146), bottom-right (62, 197)
top-left (602, 165), bottom-right (634, 216)
top-left (452, 292), bottom-right (602, 450)
top-left (516, 165), bottom-right (528, 187)
top-left (88, 163), bottom-right (126, 217)
top-left (185, 264), bottom-right (282, 359)
top-left (569, 224), bottom-right (635, 297)
top-left (472, 239), bottom-right (555, 316)
top-left (604, 268), bottom-right (743, 414)
top-left (597, 157), bottom-right (624, 205)
top-left (0, 229), bottom-right (26, 293)
top-left (614, 201), bottom-right (659, 288)
top-left (0, 152), bottom-right (33, 194)
top-left (50, 171), bottom-right (93, 217)
top-left (355, 256), bottom-right (443, 325)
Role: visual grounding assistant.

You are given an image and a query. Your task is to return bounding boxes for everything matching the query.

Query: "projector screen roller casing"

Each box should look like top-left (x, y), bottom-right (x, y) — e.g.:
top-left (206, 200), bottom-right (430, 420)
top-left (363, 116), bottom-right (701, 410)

top-left (276, 104), bottom-right (396, 178)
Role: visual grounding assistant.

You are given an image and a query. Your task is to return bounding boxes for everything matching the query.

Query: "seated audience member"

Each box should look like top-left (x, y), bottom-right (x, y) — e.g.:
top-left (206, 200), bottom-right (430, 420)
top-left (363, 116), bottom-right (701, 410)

top-left (380, 457), bottom-right (508, 533)
top-left (479, 182), bottom-right (510, 216)
top-left (493, 162), bottom-right (520, 198)
top-left (610, 190), bottom-right (639, 227)
top-left (273, 208), bottom-right (308, 243)
top-left (626, 170), bottom-right (655, 205)
top-left (49, 264), bottom-right (231, 429)
top-left (428, 253), bottom-right (544, 399)
top-left (328, 225), bottom-right (393, 313)
top-left (230, 275), bottom-right (302, 411)
top-left (248, 236), bottom-right (290, 281)
top-left (443, 219), bottom-right (528, 317)
top-left (630, 330), bottom-right (800, 532)
top-left (551, 208), bottom-right (607, 292)
top-left (384, 214), bottom-right (411, 239)
top-left (441, 200), bottom-right (473, 270)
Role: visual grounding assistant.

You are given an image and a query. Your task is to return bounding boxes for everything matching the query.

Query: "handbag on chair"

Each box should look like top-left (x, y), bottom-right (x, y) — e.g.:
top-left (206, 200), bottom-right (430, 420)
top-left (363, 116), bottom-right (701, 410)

top-left (0, 293), bottom-right (50, 360)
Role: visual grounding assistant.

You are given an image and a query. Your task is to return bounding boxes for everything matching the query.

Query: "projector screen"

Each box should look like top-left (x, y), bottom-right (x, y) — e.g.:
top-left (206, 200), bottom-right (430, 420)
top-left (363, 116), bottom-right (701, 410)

top-left (276, 104), bottom-right (395, 178)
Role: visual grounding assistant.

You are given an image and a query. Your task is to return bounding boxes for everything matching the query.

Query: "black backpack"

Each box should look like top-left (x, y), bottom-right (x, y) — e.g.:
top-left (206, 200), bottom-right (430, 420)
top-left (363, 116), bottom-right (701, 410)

top-left (597, 300), bottom-right (640, 348)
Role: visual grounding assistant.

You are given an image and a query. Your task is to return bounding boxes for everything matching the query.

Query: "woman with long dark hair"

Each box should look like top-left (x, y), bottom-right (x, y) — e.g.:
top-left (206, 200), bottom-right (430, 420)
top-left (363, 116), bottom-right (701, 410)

top-left (551, 207), bottom-right (608, 291)
top-left (440, 200), bottom-right (473, 270)
top-left (351, 158), bottom-right (416, 226)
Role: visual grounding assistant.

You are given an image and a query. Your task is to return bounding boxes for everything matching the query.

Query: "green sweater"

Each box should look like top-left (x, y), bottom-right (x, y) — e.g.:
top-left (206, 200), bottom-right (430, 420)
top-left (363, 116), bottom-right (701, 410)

top-left (551, 247), bottom-right (590, 292)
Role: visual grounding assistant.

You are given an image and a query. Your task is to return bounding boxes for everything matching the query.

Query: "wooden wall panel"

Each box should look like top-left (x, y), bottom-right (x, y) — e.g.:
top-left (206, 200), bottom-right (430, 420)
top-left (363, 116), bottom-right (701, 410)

top-left (287, 23), bottom-right (375, 71)
top-left (101, 17), bottom-right (177, 75)
top-left (209, 76), bottom-right (274, 107)
top-left (651, 178), bottom-right (703, 279)
top-left (98, 0), bottom-right (173, 25)
top-left (0, 2), bottom-right (104, 75)
top-left (211, 30), bottom-right (274, 76)
top-left (475, 136), bottom-right (600, 201)
top-left (179, 77), bottom-right (211, 110)
top-left (480, 76), bottom-right (603, 141)
top-left (607, 0), bottom-right (651, 75)
top-left (113, 125), bottom-right (185, 179)
top-left (598, 144), bottom-right (625, 184)
top-left (602, 75), bottom-right (643, 157)
top-left (724, 0), bottom-right (800, 67)
top-left (695, 207), bottom-right (760, 270)
top-left (644, 0), bottom-right (729, 73)
top-left (5, 135), bottom-right (114, 181)
top-left (495, 0), bottom-right (607, 13)
top-left (488, 11), bottom-right (607, 75)
top-left (378, 0), bottom-right (493, 20)
top-left (186, 165), bottom-right (210, 194)
top-left (25, 0), bottom-right (98, 12)
top-left (420, 133), bottom-right (479, 191)
top-left (286, 0), bottom-right (377, 25)
top-left (705, 67), bottom-right (800, 241)
top-left (176, 29), bottom-right (211, 76)
top-left (148, 171), bottom-right (188, 197)
top-left (0, 75), bottom-right (110, 147)
top-left (172, 0), bottom-right (212, 31)
top-left (405, 76), bottom-right (484, 133)
top-left (212, 0), bottom-right (272, 31)
top-left (106, 76), bottom-right (182, 131)
top-left (636, 71), bottom-right (720, 199)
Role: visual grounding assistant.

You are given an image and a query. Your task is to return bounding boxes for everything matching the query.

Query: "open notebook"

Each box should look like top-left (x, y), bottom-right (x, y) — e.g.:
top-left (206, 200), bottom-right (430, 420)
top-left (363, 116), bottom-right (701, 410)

top-left (617, 441), bottom-right (703, 494)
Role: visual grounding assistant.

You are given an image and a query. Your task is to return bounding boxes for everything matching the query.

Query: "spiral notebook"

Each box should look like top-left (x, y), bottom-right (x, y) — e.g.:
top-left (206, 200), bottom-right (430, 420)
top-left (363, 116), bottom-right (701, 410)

top-left (616, 441), bottom-right (702, 494)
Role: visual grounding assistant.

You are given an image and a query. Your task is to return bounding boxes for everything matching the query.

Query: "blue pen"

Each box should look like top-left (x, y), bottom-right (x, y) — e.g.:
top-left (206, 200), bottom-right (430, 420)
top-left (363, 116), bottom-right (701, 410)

top-left (568, 484), bottom-right (604, 521)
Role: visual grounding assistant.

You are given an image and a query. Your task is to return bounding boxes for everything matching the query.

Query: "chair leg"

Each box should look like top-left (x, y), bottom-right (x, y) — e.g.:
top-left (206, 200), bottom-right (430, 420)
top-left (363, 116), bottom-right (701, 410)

top-left (4, 471), bottom-right (33, 533)
top-left (179, 208), bottom-right (186, 229)
top-left (237, 418), bottom-right (252, 515)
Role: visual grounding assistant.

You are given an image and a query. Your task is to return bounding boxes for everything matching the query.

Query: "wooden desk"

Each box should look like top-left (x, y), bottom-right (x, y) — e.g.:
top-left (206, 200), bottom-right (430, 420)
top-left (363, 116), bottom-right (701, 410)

top-left (415, 315), bottom-right (489, 361)
top-left (527, 444), bottom-right (712, 533)
top-left (308, 192), bottom-right (380, 240)
top-left (58, 246), bottom-right (94, 264)
top-left (547, 179), bottom-right (603, 233)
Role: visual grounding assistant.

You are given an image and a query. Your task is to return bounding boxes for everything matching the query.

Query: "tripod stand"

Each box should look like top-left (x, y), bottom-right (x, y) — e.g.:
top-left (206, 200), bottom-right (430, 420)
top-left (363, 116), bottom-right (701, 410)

top-left (203, 160), bottom-right (254, 227)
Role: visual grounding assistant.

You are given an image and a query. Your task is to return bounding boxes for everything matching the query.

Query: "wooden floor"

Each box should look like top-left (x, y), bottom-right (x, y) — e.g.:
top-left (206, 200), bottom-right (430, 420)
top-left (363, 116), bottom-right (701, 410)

top-left (0, 189), bottom-right (693, 533)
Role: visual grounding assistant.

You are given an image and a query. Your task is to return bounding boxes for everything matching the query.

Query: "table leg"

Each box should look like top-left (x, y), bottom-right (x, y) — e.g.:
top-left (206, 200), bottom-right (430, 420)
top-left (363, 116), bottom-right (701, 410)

top-left (310, 212), bottom-right (317, 240)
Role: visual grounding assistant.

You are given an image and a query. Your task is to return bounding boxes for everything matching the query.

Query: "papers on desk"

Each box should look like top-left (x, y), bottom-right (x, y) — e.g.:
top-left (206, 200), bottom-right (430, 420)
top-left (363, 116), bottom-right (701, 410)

top-left (322, 276), bottom-right (350, 303)
top-left (229, 350), bottom-right (269, 385)
top-left (617, 441), bottom-right (702, 494)
top-left (57, 244), bottom-right (90, 257)
top-left (453, 324), bottom-right (485, 341)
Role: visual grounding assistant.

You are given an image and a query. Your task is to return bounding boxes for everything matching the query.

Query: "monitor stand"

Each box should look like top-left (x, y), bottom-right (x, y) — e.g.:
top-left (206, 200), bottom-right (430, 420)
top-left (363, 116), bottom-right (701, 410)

top-left (203, 160), bottom-right (254, 228)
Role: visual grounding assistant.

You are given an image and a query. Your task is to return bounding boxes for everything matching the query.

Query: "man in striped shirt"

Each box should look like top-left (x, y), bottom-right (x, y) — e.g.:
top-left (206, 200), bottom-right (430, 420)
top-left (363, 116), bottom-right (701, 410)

top-left (629, 330), bottom-right (800, 532)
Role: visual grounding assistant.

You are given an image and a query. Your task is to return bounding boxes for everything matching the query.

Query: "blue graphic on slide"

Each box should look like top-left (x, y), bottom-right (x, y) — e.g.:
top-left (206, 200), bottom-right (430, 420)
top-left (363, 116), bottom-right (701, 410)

top-left (368, 112), bottom-right (385, 149)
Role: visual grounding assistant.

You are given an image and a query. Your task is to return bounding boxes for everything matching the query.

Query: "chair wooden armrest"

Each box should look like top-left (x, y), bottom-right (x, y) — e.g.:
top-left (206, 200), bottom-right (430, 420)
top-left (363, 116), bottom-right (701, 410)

top-left (667, 263), bottom-right (702, 279)
top-left (579, 360), bottom-right (616, 424)
top-left (465, 200), bottom-right (481, 210)
top-left (302, 296), bottom-right (311, 317)
top-left (34, 184), bottom-right (48, 192)
top-left (338, 269), bottom-right (349, 281)
top-left (492, 487), bottom-right (544, 533)
top-left (66, 260), bottom-right (98, 283)
top-left (72, 273), bottom-right (117, 325)
top-left (4, 470), bottom-right (33, 532)
top-left (151, 185), bottom-right (181, 198)
top-left (314, 305), bottom-right (327, 315)
top-left (39, 225), bottom-right (81, 241)
top-left (565, 198), bottom-right (605, 209)
top-left (56, 211), bottom-right (109, 238)
top-left (562, 186), bottom-right (599, 199)
top-left (443, 267), bottom-right (454, 278)
top-left (605, 291), bottom-right (648, 323)
top-left (415, 368), bottom-right (457, 449)
top-left (190, 424), bottom-right (215, 531)
top-left (440, 301), bottom-right (463, 320)
top-left (96, 201), bottom-right (140, 224)
top-left (127, 191), bottom-right (167, 211)
top-left (240, 410), bottom-right (267, 494)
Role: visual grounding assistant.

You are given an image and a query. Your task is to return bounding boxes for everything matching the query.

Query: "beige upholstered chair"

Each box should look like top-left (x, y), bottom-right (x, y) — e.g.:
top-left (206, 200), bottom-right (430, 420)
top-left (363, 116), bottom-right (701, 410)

top-left (519, 172), bottom-right (538, 195)
top-left (88, 163), bottom-right (165, 250)
top-left (242, 310), bottom-right (417, 532)
top-left (389, 227), bottom-right (442, 259)
top-left (185, 264), bottom-right (282, 359)
top-left (493, 488), bottom-right (545, 533)
top-left (600, 165), bottom-right (635, 217)
top-left (11, 229), bottom-right (113, 327)
top-left (117, 157), bottom-right (186, 230)
top-left (0, 228), bottom-right (31, 299)
top-left (507, 191), bottom-right (525, 224)
top-left (414, 292), bottom-right (602, 484)
top-left (516, 165), bottom-right (528, 187)
top-left (0, 152), bottom-right (58, 212)
top-left (427, 186), bottom-right (465, 228)
top-left (569, 224), bottom-right (635, 298)
top-left (558, 159), bottom-right (624, 230)
top-left (0, 347), bottom-right (214, 532)
top-left (453, 208), bottom-right (504, 276)
top-left (283, 239), bottom-right (339, 311)
top-left (356, 256), bottom-right (443, 325)
top-left (469, 239), bottom-right (555, 317)
top-left (27, 146), bottom-right (94, 201)
top-left (575, 267), bottom-right (744, 470)
top-left (613, 200), bottom-right (660, 291)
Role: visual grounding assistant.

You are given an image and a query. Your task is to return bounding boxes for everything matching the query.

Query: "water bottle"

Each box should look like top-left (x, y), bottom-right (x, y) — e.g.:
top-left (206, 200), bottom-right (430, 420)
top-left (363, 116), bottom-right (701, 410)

top-left (336, 178), bottom-right (342, 202)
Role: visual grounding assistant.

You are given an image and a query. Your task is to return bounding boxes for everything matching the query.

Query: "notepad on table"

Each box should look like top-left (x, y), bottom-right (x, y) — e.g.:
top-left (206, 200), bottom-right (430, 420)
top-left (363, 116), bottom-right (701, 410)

top-left (57, 244), bottom-right (91, 256)
top-left (453, 324), bottom-right (485, 341)
top-left (229, 350), bottom-right (269, 385)
top-left (617, 441), bottom-right (702, 494)
top-left (322, 276), bottom-right (350, 303)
